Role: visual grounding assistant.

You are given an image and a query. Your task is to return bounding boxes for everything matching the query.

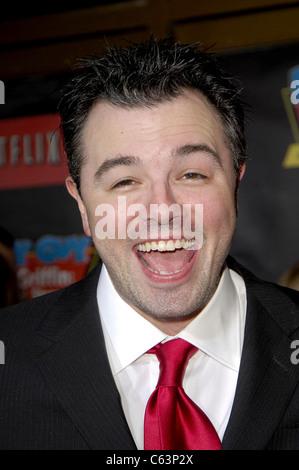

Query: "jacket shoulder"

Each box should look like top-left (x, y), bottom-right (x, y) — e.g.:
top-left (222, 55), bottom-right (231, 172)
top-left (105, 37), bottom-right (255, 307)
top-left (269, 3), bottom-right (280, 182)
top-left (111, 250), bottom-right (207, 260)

top-left (275, 283), bottom-right (299, 305)
top-left (0, 286), bottom-right (64, 343)
top-left (227, 256), bottom-right (299, 334)
top-left (0, 266), bottom-right (99, 341)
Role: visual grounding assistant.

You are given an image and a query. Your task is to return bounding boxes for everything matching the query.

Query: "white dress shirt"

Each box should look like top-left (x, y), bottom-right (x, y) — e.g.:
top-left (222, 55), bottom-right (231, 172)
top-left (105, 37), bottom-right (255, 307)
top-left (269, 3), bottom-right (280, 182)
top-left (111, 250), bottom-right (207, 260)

top-left (97, 264), bottom-right (247, 450)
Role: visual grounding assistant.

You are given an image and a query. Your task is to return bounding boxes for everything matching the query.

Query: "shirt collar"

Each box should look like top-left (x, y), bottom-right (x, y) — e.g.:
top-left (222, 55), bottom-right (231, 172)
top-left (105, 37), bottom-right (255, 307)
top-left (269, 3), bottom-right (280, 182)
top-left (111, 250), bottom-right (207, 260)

top-left (97, 264), bottom-right (246, 375)
top-left (180, 267), bottom-right (246, 371)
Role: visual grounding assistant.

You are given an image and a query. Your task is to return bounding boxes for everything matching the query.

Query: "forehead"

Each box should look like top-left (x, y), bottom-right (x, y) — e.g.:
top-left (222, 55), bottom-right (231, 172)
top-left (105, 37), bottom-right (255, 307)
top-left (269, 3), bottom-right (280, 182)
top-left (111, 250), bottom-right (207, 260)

top-left (82, 90), bottom-right (227, 159)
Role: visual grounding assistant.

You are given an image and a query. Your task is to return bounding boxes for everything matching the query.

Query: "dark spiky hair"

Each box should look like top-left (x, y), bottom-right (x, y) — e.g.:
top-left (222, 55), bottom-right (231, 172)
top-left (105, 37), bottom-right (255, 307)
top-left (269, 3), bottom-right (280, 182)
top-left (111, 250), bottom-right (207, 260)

top-left (58, 37), bottom-right (247, 192)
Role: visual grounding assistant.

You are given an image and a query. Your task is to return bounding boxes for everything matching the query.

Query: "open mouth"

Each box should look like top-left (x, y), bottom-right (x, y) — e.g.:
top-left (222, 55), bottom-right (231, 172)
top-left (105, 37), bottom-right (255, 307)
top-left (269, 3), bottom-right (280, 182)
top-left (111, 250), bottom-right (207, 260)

top-left (136, 238), bottom-right (196, 276)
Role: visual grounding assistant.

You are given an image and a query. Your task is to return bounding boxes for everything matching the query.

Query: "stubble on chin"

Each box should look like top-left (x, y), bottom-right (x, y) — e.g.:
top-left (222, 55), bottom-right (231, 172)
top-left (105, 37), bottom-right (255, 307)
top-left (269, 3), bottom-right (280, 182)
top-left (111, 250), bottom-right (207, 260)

top-left (106, 257), bottom-right (223, 324)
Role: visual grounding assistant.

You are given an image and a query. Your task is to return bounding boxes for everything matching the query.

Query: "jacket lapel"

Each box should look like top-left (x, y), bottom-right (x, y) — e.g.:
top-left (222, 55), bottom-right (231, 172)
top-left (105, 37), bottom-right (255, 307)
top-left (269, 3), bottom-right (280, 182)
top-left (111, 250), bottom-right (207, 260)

top-left (222, 259), bottom-right (299, 449)
top-left (35, 257), bottom-right (299, 450)
top-left (36, 265), bottom-right (137, 450)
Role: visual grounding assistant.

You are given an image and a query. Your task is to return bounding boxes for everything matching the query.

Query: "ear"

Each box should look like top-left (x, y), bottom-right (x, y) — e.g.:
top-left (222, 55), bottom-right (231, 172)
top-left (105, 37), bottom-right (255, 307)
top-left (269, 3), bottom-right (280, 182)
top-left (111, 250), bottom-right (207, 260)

top-left (65, 176), bottom-right (92, 237)
top-left (234, 162), bottom-right (246, 216)
top-left (238, 161), bottom-right (246, 182)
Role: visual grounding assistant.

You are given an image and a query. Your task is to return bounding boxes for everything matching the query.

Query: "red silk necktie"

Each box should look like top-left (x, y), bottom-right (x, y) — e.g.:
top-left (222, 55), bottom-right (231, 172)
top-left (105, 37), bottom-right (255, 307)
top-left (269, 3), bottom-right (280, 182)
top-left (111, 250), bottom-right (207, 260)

top-left (144, 338), bottom-right (221, 450)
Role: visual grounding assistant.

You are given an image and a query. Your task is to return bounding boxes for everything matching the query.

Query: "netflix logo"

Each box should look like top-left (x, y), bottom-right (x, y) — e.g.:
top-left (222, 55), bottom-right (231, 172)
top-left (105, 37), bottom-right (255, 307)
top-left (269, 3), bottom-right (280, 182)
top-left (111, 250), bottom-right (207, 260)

top-left (0, 113), bottom-right (68, 190)
top-left (0, 131), bottom-right (61, 167)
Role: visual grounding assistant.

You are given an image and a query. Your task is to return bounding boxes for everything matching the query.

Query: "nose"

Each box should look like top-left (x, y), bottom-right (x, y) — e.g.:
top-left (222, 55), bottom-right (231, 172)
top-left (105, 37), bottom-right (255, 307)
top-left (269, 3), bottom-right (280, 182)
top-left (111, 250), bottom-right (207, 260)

top-left (146, 180), bottom-right (177, 207)
top-left (143, 181), bottom-right (182, 239)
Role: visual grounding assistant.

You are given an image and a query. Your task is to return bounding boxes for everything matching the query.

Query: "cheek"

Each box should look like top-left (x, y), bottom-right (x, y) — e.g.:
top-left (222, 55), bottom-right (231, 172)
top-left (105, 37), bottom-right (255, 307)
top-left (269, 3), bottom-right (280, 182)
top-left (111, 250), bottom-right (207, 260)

top-left (89, 197), bottom-right (136, 244)
top-left (201, 190), bottom-right (236, 235)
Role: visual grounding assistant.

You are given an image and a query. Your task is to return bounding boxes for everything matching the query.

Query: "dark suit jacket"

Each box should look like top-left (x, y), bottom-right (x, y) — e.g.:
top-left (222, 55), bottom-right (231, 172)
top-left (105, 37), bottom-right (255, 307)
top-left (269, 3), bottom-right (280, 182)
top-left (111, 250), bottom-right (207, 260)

top-left (0, 257), bottom-right (298, 450)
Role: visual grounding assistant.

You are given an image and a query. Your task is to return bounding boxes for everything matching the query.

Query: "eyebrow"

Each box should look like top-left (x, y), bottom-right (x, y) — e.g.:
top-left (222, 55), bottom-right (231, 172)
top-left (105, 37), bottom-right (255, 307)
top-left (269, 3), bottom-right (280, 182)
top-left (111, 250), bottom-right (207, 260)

top-left (93, 143), bottom-right (222, 184)
top-left (94, 155), bottom-right (143, 184)
top-left (172, 144), bottom-right (223, 169)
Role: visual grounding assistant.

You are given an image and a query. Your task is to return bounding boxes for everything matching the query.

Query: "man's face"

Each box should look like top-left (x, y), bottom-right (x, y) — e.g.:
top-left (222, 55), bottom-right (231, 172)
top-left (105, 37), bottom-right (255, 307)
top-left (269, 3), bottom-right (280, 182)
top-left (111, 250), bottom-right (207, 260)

top-left (67, 90), bottom-right (245, 332)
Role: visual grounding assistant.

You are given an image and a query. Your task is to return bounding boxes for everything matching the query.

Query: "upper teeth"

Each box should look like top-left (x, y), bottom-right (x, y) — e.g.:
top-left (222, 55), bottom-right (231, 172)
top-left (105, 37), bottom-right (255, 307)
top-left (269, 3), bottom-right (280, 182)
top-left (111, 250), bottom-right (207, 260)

top-left (136, 238), bottom-right (195, 252)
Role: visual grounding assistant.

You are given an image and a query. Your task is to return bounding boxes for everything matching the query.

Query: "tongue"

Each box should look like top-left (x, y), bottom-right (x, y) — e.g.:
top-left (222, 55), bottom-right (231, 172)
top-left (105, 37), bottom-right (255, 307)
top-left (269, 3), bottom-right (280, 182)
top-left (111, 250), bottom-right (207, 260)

top-left (139, 248), bottom-right (193, 273)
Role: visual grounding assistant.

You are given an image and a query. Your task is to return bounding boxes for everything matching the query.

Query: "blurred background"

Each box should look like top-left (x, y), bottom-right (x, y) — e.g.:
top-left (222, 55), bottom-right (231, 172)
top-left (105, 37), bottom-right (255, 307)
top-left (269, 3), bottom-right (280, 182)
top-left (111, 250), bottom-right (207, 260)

top-left (0, 0), bottom-right (298, 305)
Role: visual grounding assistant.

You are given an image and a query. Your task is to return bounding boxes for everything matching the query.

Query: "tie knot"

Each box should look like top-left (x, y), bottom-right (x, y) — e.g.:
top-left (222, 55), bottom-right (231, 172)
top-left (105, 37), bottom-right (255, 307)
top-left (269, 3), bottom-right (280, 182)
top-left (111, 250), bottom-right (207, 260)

top-left (153, 338), bottom-right (198, 387)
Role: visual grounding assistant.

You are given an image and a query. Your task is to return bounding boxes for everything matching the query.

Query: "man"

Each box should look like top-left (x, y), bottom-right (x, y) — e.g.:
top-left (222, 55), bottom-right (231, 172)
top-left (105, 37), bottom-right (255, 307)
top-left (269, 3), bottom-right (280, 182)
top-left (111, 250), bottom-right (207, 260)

top-left (0, 38), bottom-right (298, 450)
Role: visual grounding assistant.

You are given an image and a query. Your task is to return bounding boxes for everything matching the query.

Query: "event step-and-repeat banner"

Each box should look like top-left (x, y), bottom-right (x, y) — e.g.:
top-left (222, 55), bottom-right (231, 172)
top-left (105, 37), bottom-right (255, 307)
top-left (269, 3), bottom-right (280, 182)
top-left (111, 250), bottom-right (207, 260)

top-left (0, 112), bottom-right (94, 301)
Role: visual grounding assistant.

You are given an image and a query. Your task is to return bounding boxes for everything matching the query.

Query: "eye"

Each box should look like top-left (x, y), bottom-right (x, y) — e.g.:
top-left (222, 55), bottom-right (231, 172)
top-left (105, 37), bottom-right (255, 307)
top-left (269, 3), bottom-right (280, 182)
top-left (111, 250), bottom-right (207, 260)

top-left (112, 178), bottom-right (137, 189)
top-left (181, 172), bottom-right (206, 180)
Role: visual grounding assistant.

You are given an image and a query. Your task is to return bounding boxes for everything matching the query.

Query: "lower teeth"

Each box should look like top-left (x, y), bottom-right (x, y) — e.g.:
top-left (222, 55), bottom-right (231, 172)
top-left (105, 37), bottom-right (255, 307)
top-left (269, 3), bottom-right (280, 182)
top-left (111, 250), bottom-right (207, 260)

top-left (139, 256), bottom-right (186, 275)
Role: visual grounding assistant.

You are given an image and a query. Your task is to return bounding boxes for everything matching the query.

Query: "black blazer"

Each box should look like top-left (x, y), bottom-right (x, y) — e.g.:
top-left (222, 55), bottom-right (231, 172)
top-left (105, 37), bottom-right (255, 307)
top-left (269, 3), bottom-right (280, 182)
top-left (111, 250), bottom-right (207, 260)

top-left (0, 257), bottom-right (298, 450)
